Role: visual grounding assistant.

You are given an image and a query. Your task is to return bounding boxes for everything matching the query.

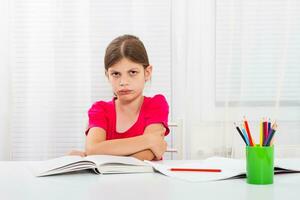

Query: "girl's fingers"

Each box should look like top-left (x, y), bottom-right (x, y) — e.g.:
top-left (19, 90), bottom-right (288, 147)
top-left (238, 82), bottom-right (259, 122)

top-left (67, 150), bottom-right (86, 157)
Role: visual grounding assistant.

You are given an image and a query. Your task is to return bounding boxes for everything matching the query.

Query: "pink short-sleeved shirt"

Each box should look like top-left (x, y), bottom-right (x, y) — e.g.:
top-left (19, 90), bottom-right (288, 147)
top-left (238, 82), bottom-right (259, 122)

top-left (85, 94), bottom-right (170, 139)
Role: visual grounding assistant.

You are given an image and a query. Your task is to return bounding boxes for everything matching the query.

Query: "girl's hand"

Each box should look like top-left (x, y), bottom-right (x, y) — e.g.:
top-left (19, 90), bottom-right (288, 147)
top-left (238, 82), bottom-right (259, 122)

top-left (145, 133), bottom-right (167, 160)
top-left (67, 150), bottom-right (87, 157)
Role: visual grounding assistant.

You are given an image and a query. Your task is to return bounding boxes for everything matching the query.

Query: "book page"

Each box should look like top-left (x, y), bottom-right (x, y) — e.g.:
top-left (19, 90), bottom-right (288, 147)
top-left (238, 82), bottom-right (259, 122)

top-left (31, 156), bottom-right (93, 176)
top-left (275, 158), bottom-right (300, 171)
top-left (97, 164), bottom-right (154, 174)
top-left (146, 157), bottom-right (246, 182)
top-left (85, 155), bottom-right (150, 167)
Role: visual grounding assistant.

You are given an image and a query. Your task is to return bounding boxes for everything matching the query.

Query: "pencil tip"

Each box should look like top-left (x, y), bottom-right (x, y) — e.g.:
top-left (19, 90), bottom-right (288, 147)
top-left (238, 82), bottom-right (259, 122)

top-left (272, 121), bottom-right (278, 130)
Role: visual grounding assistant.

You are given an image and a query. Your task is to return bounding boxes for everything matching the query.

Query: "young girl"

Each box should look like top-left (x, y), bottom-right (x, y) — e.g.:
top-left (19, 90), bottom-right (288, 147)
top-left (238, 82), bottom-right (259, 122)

top-left (69, 35), bottom-right (169, 161)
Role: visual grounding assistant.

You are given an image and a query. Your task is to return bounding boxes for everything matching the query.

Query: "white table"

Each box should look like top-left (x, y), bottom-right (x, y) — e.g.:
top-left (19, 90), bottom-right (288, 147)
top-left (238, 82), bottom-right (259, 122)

top-left (1, 160), bottom-right (299, 200)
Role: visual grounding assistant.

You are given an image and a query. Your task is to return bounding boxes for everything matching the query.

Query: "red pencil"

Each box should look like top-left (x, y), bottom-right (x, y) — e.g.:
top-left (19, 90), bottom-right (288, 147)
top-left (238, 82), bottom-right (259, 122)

top-left (263, 119), bottom-right (268, 143)
top-left (243, 116), bottom-right (254, 146)
top-left (170, 168), bottom-right (222, 172)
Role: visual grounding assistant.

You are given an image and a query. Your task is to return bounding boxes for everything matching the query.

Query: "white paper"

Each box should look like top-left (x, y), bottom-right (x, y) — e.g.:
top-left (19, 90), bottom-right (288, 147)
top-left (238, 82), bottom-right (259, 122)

top-left (146, 157), bottom-right (246, 182)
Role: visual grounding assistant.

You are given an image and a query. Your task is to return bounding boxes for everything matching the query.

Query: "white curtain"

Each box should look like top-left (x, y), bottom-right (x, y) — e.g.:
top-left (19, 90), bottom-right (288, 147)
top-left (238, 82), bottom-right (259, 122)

top-left (0, 0), bottom-right (11, 160)
top-left (1, 0), bottom-right (172, 161)
top-left (215, 0), bottom-right (300, 158)
top-left (171, 0), bottom-right (300, 159)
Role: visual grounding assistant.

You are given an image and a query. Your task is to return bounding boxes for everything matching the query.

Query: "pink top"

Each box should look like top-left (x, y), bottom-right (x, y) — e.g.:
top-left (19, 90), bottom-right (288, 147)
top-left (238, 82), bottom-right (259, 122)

top-left (85, 94), bottom-right (170, 139)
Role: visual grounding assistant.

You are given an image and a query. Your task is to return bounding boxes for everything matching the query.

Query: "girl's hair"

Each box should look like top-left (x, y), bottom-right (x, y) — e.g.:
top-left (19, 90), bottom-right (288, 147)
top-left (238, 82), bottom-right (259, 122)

top-left (104, 35), bottom-right (150, 70)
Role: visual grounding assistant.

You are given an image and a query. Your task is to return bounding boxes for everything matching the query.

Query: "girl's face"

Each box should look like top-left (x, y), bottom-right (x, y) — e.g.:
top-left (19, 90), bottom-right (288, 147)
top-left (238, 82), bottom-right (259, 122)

top-left (106, 58), bottom-right (152, 103)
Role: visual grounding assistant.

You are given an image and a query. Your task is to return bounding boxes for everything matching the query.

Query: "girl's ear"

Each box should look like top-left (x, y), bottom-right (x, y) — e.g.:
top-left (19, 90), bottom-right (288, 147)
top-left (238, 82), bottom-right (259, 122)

top-left (105, 70), bottom-right (109, 79)
top-left (144, 65), bottom-right (152, 81)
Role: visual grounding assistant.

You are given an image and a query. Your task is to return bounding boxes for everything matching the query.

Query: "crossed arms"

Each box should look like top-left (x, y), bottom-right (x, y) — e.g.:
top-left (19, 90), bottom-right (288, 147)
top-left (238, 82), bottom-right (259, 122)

top-left (83, 123), bottom-right (167, 161)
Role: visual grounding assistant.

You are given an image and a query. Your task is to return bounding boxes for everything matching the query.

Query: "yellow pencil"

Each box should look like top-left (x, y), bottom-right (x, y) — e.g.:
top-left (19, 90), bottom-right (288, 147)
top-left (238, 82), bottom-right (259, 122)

top-left (259, 119), bottom-right (263, 147)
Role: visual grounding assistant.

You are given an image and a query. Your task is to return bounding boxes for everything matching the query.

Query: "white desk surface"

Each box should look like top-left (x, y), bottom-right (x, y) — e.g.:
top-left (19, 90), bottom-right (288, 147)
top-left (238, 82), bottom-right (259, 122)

top-left (0, 160), bottom-right (299, 200)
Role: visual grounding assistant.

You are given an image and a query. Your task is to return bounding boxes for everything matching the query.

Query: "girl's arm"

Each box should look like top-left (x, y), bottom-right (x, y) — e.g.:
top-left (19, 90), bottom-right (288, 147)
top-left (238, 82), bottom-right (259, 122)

top-left (130, 124), bottom-right (167, 160)
top-left (85, 127), bottom-right (150, 156)
top-left (85, 124), bottom-right (167, 160)
top-left (130, 149), bottom-right (155, 161)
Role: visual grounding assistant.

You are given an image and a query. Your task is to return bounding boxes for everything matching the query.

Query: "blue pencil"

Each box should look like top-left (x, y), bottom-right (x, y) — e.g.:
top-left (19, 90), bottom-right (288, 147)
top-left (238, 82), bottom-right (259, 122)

top-left (264, 123), bottom-right (277, 146)
top-left (234, 123), bottom-right (247, 145)
top-left (241, 127), bottom-right (250, 146)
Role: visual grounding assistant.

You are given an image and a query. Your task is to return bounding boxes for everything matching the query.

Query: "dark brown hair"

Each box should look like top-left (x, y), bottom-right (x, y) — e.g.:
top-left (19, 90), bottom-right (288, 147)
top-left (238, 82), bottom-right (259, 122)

top-left (104, 35), bottom-right (150, 71)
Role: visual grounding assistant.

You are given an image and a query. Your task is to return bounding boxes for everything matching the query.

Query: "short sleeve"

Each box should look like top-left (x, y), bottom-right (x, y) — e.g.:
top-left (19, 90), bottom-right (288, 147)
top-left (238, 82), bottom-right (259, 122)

top-left (85, 101), bottom-right (108, 135)
top-left (144, 94), bottom-right (170, 136)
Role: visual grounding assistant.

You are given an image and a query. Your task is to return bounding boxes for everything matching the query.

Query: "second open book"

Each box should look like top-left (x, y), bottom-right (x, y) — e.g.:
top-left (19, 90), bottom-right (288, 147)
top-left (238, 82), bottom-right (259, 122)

top-left (150, 157), bottom-right (300, 182)
top-left (31, 155), bottom-right (300, 182)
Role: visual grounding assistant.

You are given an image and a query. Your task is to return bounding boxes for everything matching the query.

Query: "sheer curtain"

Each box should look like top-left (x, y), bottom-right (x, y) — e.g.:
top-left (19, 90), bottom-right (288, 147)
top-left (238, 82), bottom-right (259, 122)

top-left (172, 0), bottom-right (300, 159)
top-left (0, 0), bottom-right (11, 160)
top-left (3, 0), bottom-right (172, 160)
top-left (1, 0), bottom-right (299, 161)
top-left (172, 0), bottom-right (221, 159)
top-left (215, 0), bottom-right (300, 158)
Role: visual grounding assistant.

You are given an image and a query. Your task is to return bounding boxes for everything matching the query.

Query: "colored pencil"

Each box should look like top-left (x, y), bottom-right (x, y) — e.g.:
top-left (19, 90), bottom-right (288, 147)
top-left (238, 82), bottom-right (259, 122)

top-left (170, 168), bottom-right (222, 172)
top-left (263, 119), bottom-right (268, 143)
top-left (259, 119), bottom-right (263, 147)
top-left (268, 119), bottom-right (271, 136)
top-left (243, 116), bottom-right (254, 146)
top-left (241, 127), bottom-right (250, 146)
top-left (264, 122), bottom-right (277, 146)
top-left (234, 122), bottom-right (248, 145)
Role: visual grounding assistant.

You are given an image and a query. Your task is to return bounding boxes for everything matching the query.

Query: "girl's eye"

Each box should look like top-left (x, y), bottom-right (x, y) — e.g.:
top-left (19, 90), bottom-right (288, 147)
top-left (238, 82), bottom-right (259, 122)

top-left (129, 71), bottom-right (138, 75)
top-left (111, 72), bottom-right (120, 77)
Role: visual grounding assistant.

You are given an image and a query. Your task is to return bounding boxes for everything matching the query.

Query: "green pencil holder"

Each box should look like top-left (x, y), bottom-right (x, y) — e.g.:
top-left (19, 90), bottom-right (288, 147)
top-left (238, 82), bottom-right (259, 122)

top-left (246, 145), bottom-right (274, 185)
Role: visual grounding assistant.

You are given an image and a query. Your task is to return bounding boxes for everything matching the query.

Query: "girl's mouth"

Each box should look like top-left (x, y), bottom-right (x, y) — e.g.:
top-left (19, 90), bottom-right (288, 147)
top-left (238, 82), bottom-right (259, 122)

top-left (118, 90), bottom-right (133, 95)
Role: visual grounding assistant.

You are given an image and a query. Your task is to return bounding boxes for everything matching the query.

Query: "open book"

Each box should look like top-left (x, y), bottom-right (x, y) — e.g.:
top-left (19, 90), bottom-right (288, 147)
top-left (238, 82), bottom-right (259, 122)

top-left (146, 157), bottom-right (300, 182)
top-left (32, 155), bottom-right (154, 177)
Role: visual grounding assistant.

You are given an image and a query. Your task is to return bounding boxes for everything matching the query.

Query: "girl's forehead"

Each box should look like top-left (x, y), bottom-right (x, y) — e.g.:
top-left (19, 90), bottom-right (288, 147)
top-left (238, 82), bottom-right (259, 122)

top-left (109, 58), bottom-right (143, 71)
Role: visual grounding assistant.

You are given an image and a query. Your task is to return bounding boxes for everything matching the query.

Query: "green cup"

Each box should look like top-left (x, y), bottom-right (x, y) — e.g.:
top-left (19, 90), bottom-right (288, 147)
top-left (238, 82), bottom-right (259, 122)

top-left (246, 144), bottom-right (274, 185)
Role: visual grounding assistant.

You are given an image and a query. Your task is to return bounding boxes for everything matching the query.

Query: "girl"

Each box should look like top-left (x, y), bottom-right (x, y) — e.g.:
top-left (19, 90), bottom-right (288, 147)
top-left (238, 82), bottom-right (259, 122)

top-left (69, 35), bottom-right (169, 161)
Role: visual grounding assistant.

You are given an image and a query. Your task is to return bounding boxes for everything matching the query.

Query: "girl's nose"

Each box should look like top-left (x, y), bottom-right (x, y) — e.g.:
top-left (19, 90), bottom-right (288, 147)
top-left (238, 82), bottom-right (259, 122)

top-left (119, 78), bottom-right (129, 86)
top-left (119, 82), bottom-right (128, 86)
